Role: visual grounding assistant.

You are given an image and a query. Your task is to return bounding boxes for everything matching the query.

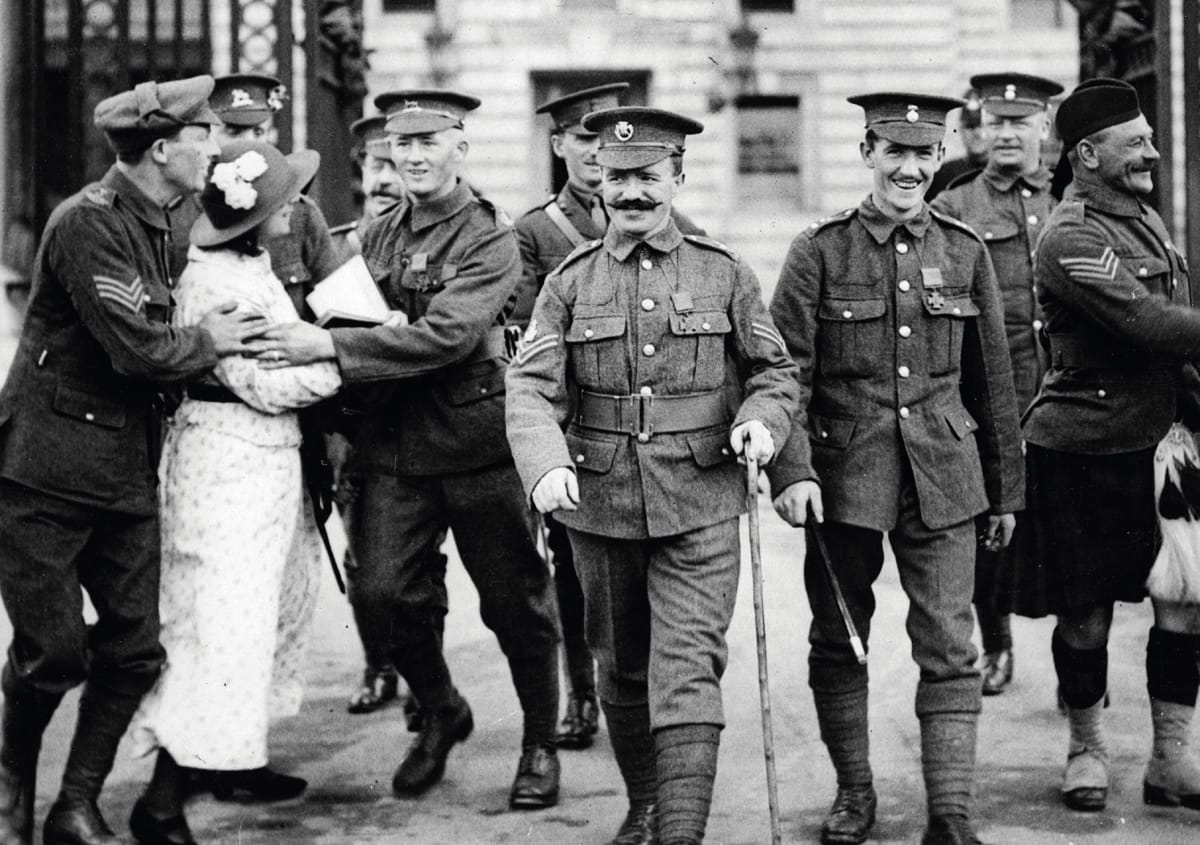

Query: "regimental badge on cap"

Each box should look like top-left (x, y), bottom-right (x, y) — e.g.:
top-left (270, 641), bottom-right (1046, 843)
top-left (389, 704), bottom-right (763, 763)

top-left (848, 92), bottom-right (965, 147)
top-left (210, 73), bottom-right (285, 127)
top-left (580, 107), bottom-right (704, 169)
top-left (969, 72), bottom-right (1064, 119)
top-left (381, 89), bottom-right (482, 135)
top-left (534, 82), bottom-right (629, 135)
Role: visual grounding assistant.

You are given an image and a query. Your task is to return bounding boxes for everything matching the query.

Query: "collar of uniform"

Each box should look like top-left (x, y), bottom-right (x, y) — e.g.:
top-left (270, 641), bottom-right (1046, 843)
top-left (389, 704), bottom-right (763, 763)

top-left (856, 194), bottom-right (932, 244)
top-left (409, 179), bottom-right (474, 231)
top-left (1064, 176), bottom-right (1145, 218)
top-left (603, 215), bottom-right (683, 261)
top-left (101, 166), bottom-right (171, 230)
top-left (981, 162), bottom-right (1051, 193)
top-left (564, 182), bottom-right (595, 212)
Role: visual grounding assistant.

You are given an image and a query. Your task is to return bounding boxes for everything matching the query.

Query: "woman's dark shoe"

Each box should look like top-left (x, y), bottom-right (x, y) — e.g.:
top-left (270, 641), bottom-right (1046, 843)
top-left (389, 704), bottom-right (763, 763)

top-left (208, 767), bottom-right (307, 803)
top-left (129, 798), bottom-right (196, 845)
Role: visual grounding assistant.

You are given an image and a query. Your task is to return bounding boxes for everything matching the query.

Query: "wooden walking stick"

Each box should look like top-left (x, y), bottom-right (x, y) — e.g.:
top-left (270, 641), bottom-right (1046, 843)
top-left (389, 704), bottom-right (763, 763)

top-left (745, 456), bottom-right (783, 845)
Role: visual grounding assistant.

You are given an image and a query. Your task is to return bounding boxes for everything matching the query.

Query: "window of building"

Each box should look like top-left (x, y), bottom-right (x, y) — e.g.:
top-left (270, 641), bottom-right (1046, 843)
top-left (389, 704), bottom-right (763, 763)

top-left (1010, 0), bottom-right (1067, 29)
top-left (382, 0), bottom-right (436, 12)
top-left (736, 95), bottom-right (800, 175)
top-left (741, 0), bottom-right (795, 12)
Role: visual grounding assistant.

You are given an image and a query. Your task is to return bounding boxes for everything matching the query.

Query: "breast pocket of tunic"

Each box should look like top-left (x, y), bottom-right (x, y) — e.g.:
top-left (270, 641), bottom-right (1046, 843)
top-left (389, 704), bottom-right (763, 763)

top-left (1119, 255), bottom-right (1175, 297)
top-left (565, 313), bottom-right (627, 388)
top-left (668, 309), bottom-right (731, 389)
top-left (921, 292), bottom-right (980, 376)
top-left (817, 297), bottom-right (886, 378)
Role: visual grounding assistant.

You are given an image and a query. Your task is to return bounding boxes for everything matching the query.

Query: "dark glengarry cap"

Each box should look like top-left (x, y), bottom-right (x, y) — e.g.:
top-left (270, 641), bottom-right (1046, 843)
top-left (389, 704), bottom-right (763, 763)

top-left (582, 107), bottom-right (703, 169)
top-left (535, 83), bottom-right (629, 134)
top-left (1055, 77), bottom-right (1142, 150)
top-left (971, 71), bottom-right (1064, 118)
top-left (95, 75), bottom-right (222, 155)
top-left (351, 114), bottom-right (389, 158)
top-left (210, 73), bottom-right (287, 127)
top-left (382, 90), bottom-right (481, 135)
top-left (848, 92), bottom-right (965, 146)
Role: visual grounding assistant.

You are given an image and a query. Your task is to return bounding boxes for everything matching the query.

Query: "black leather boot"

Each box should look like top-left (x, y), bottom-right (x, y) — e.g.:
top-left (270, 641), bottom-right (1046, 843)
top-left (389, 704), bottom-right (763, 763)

top-left (0, 687), bottom-right (62, 845)
top-left (42, 801), bottom-right (117, 845)
top-left (392, 695), bottom-right (473, 796)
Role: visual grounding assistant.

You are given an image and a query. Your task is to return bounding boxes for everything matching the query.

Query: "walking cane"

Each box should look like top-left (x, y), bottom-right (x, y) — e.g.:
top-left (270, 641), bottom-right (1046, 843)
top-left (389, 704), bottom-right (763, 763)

top-left (807, 521), bottom-right (867, 665)
top-left (745, 457), bottom-right (783, 845)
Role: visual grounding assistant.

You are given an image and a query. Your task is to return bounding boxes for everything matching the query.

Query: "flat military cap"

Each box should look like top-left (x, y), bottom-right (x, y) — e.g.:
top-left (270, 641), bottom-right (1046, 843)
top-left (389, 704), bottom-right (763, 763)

top-left (582, 107), bottom-right (703, 169)
top-left (848, 92), bottom-right (965, 146)
top-left (95, 75), bottom-right (222, 155)
top-left (1056, 78), bottom-right (1142, 150)
top-left (971, 71), bottom-right (1064, 118)
top-left (959, 88), bottom-right (982, 129)
top-left (536, 83), bottom-right (629, 135)
top-left (383, 90), bottom-right (481, 135)
top-left (210, 73), bottom-right (287, 127)
top-left (351, 114), bottom-right (390, 159)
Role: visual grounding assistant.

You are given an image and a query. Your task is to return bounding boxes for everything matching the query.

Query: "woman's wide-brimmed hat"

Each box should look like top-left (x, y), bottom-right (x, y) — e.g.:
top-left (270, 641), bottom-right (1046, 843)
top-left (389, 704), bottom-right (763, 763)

top-left (191, 140), bottom-right (320, 248)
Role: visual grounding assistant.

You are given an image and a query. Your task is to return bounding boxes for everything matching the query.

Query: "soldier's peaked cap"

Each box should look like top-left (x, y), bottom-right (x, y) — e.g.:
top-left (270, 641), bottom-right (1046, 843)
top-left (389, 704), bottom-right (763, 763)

top-left (848, 92), bottom-right (965, 146)
top-left (582, 107), bottom-right (703, 169)
top-left (1055, 78), bottom-right (1141, 150)
top-left (351, 114), bottom-right (390, 158)
top-left (536, 83), bottom-right (629, 133)
top-left (382, 90), bottom-right (481, 135)
top-left (210, 73), bottom-right (287, 127)
top-left (970, 72), bottom-right (1064, 118)
top-left (95, 75), bottom-right (222, 155)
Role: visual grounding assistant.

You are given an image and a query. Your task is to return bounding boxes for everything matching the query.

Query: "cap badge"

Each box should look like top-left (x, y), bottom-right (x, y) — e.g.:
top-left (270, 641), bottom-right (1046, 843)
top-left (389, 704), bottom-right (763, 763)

top-left (402, 100), bottom-right (421, 112)
top-left (1004, 84), bottom-right (1017, 101)
top-left (614, 121), bottom-right (634, 141)
top-left (267, 85), bottom-right (287, 112)
top-left (905, 105), bottom-right (920, 124)
top-left (229, 89), bottom-right (256, 109)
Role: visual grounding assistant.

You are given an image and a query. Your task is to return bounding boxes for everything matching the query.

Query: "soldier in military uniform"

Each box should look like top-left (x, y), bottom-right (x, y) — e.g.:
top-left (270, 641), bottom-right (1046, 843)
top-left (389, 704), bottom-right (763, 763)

top-left (926, 89), bottom-right (987, 202)
top-left (932, 72), bottom-right (1064, 698)
top-left (769, 93), bottom-right (1024, 845)
top-left (328, 111), bottom-right (407, 263)
top-left (1015, 79), bottom-right (1200, 815)
top-left (247, 90), bottom-right (563, 810)
top-left (0, 77), bottom-right (265, 845)
top-left (506, 107), bottom-right (798, 845)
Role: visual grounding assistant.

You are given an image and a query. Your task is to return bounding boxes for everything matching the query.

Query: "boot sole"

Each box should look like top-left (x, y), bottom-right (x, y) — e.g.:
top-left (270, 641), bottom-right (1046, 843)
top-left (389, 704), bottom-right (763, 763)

top-left (1144, 780), bottom-right (1200, 810)
top-left (1062, 787), bottom-right (1107, 812)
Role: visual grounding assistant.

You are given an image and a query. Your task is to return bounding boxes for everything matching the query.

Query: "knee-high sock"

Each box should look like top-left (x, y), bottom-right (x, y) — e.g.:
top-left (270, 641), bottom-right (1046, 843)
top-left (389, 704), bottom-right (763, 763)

top-left (655, 723), bottom-right (720, 845)
top-left (1053, 627), bottom-right (1107, 710)
top-left (602, 700), bottom-right (656, 805)
top-left (810, 662), bottom-right (872, 787)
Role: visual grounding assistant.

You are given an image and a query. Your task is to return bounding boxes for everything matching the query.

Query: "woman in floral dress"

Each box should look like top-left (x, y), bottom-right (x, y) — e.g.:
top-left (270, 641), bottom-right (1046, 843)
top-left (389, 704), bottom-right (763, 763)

top-left (128, 141), bottom-right (341, 845)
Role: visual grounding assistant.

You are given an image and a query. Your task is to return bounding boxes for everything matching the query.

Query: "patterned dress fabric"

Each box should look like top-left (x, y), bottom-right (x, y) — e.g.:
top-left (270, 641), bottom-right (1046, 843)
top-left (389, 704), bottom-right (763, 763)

top-left (132, 245), bottom-right (341, 770)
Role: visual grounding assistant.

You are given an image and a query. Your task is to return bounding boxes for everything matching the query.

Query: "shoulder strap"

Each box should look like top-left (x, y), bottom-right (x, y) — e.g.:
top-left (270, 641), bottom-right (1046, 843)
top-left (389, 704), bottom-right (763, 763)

top-left (543, 200), bottom-right (587, 247)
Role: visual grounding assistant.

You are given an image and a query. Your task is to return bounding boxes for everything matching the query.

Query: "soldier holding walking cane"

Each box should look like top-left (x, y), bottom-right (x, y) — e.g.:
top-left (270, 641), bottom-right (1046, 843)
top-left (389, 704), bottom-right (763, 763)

top-left (768, 92), bottom-right (1024, 845)
top-left (504, 106), bottom-right (797, 845)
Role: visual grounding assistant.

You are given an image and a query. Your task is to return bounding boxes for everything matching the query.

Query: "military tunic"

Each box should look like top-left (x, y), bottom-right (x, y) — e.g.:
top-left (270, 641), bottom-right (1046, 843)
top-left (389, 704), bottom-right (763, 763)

top-left (330, 179), bottom-right (558, 729)
top-left (505, 218), bottom-right (797, 726)
top-left (0, 166), bottom-right (219, 697)
top-left (1016, 177), bottom-right (1200, 616)
top-left (767, 196), bottom-right (1023, 714)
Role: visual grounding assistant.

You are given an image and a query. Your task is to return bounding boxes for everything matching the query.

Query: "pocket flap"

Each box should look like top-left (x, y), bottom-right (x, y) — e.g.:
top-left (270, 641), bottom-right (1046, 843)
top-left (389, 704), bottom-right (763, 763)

top-left (565, 433), bottom-right (619, 473)
top-left (818, 298), bottom-right (886, 322)
top-left (977, 220), bottom-right (1020, 242)
top-left (808, 413), bottom-right (856, 448)
top-left (566, 314), bottom-right (626, 342)
top-left (923, 294), bottom-right (980, 318)
top-left (687, 430), bottom-right (735, 468)
top-left (945, 409), bottom-right (979, 440)
top-left (445, 369), bottom-right (506, 405)
top-left (1119, 255), bottom-right (1171, 279)
top-left (53, 383), bottom-right (126, 429)
top-left (669, 310), bottom-right (731, 336)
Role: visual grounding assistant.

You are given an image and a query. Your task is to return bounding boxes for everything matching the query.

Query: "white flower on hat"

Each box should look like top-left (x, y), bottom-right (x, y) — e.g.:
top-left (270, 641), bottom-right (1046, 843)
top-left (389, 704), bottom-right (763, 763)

top-left (267, 85), bottom-right (288, 112)
top-left (210, 150), bottom-right (269, 211)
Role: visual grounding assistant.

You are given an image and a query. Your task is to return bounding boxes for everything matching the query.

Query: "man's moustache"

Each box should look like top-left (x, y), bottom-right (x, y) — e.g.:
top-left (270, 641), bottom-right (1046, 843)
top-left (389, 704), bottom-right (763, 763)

top-left (608, 199), bottom-right (661, 211)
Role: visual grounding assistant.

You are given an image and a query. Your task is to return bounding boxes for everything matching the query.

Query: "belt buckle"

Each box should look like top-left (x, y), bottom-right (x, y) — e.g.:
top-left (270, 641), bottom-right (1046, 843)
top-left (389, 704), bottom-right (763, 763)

top-left (631, 393), bottom-right (654, 442)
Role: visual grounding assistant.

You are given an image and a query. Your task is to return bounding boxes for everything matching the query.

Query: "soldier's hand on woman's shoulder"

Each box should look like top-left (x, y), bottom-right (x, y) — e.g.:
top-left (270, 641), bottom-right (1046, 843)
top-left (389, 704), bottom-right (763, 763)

top-left (531, 466), bottom-right (579, 514)
top-left (772, 480), bottom-right (823, 527)
top-left (731, 420), bottom-right (775, 465)
top-left (200, 301), bottom-right (270, 356)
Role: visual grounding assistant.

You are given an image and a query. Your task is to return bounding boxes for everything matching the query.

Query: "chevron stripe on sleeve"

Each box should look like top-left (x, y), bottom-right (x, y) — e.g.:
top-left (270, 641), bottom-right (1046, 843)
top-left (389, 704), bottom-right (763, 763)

top-left (1059, 247), bottom-right (1118, 285)
top-left (514, 334), bottom-right (560, 367)
top-left (751, 320), bottom-right (788, 355)
top-left (93, 274), bottom-right (147, 313)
